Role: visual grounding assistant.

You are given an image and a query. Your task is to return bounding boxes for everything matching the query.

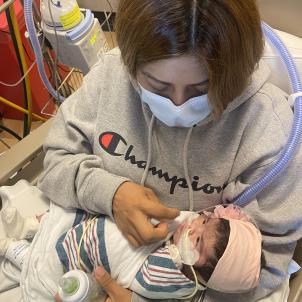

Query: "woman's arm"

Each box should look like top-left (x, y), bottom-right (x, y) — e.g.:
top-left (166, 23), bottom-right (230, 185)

top-left (38, 58), bottom-right (179, 245)
top-left (38, 61), bottom-right (129, 218)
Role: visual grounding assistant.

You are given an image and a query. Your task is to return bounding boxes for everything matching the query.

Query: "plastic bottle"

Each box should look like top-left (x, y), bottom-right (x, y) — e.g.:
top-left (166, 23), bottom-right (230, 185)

top-left (4, 239), bottom-right (30, 269)
top-left (57, 270), bottom-right (100, 302)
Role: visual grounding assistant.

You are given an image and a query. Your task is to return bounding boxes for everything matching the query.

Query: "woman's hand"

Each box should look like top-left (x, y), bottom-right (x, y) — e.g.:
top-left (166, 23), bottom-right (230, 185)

top-left (95, 267), bottom-right (132, 302)
top-left (113, 182), bottom-right (180, 247)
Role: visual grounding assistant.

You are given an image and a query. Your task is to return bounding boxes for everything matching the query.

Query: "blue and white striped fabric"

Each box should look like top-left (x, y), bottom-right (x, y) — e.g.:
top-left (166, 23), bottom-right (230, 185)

top-left (131, 245), bottom-right (196, 299)
top-left (56, 211), bottom-right (200, 299)
top-left (56, 212), bottom-right (111, 274)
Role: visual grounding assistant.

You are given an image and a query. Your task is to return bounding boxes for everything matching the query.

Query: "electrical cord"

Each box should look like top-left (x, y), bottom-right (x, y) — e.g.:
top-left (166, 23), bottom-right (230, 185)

top-left (9, 3), bottom-right (34, 131)
top-left (4, 0), bottom-right (33, 137)
top-left (44, 49), bottom-right (72, 98)
top-left (47, 0), bottom-right (60, 102)
top-left (0, 125), bottom-right (22, 140)
top-left (0, 60), bottom-right (36, 87)
top-left (0, 95), bottom-right (46, 122)
top-left (105, 0), bottom-right (115, 47)
top-left (4, 0), bottom-right (29, 137)
top-left (0, 35), bottom-right (45, 87)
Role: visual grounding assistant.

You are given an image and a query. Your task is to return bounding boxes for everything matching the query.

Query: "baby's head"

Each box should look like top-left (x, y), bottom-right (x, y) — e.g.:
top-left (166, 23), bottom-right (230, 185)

top-left (172, 205), bottom-right (262, 293)
top-left (173, 214), bottom-right (230, 280)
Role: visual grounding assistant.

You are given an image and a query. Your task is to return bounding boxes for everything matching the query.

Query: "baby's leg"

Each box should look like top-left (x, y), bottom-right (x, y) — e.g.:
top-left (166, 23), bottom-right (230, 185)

top-left (1, 206), bottom-right (40, 240)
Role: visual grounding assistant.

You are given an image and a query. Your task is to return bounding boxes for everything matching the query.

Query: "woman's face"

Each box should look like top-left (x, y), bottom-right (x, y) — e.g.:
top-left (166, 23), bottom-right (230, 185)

top-left (136, 55), bottom-right (209, 106)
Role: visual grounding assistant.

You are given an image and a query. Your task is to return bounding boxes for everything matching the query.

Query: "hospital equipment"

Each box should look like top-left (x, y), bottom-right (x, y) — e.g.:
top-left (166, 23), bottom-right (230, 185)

top-left (234, 23), bottom-right (302, 207)
top-left (77, 0), bottom-right (119, 13)
top-left (24, 0), bottom-right (109, 102)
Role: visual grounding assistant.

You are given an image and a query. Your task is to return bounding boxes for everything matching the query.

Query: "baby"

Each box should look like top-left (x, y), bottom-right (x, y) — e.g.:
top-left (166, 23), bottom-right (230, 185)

top-left (55, 205), bottom-right (262, 299)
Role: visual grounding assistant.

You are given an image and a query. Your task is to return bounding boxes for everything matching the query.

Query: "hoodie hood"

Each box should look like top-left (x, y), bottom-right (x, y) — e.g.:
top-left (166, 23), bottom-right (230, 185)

top-left (222, 59), bottom-right (271, 115)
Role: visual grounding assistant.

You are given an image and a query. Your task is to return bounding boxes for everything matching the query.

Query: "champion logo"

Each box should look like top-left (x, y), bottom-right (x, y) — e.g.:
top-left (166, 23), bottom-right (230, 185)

top-left (99, 131), bottom-right (225, 195)
top-left (99, 132), bottom-right (127, 156)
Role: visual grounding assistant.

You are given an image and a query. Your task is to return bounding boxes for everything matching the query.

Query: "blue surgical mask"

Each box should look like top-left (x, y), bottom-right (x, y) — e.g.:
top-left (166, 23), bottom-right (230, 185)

top-left (138, 83), bottom-right (211, 127)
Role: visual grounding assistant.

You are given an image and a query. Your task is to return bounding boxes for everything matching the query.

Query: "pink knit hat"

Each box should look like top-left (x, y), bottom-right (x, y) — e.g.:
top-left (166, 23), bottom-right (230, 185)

top-left (204, 205), bottom-right (262, 293)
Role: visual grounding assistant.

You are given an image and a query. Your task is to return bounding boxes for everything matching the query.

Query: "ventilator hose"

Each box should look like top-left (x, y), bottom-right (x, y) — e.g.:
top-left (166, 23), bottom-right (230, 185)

top-left (234, 22), bottom-right (302, 207)
top-left (24, 0), bottom-right (65, 102)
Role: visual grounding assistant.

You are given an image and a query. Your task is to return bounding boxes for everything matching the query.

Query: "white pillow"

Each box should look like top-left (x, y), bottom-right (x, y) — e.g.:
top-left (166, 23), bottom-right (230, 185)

top-left (263, 29), bottom-right (302, 94)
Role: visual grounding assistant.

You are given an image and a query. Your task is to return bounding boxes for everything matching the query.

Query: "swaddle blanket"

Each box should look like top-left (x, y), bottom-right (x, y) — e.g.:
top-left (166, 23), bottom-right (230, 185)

top-left (0, 180), bottom-right (49, 294)
top-left (56, 212), bottom-right (196, 299)
top-left (21, 203), bottom-right (194, 301)
top-left (0, 179), bottom-right (192, 301)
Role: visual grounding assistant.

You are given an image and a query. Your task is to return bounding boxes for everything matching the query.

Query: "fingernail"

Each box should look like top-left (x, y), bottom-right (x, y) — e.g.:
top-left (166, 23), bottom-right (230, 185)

top-left (95, 266), bottom-right (106, 278)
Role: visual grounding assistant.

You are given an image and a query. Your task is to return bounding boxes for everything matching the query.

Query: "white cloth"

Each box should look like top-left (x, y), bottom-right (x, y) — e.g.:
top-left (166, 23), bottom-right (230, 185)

top-left (20, 202), bottom-right (75, 301)
top-left (0, 180), bottom-right (49, 294)
top-left (22, 203), bottom-right (193, 301)
top-left (263, 29), bottom-right (302, 95)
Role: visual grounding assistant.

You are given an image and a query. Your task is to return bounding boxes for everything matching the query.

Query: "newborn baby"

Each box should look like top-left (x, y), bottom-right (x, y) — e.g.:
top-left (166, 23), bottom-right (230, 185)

top-left (56, 205), bottom-right (262, 299)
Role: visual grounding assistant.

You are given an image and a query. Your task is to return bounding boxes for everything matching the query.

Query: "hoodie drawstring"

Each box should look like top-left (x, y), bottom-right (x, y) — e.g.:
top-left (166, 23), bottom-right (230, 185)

top-left (141, 114), bottom-right (155, 186)
top-left (183, 127), bottom-right (194, 211)
top-left (140, 111), bottom-right (194, 212)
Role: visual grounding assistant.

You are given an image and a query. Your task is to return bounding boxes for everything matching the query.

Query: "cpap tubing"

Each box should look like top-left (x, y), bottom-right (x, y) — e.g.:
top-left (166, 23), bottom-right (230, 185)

top-left (234, 22), bottom-right (302, 207)
top-left (24, 0), bottom-right (65, 102)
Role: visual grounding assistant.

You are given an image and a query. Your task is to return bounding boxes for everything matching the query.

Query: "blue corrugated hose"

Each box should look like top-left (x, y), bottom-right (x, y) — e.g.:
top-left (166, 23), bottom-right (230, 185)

top-left (234, 22), bottom-right (302, 207)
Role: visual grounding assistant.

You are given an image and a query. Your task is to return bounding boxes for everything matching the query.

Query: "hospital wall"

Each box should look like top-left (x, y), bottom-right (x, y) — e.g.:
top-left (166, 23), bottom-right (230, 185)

top-left (77, 0), bottom-right (302, 38)
top-left (258, 0), bottom-right (302, 37)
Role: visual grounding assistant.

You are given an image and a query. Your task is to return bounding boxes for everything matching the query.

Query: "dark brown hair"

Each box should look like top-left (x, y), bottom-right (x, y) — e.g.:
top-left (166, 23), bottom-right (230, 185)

top-left (115, 0), bottom-right (264, 116)
top-left (197, 218), bottom-right (230, 282)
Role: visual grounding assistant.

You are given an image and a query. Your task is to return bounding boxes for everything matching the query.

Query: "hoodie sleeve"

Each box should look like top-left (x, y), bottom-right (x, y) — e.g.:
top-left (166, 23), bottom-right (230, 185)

top-left (220, 86), bottom-right (302, 301)
top-left (37, 59), bottom-right (131, 218)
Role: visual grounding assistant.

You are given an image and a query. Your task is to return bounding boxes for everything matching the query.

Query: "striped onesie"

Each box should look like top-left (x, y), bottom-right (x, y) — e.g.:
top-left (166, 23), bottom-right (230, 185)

top-left (56, 211), bottom-right (198, 299)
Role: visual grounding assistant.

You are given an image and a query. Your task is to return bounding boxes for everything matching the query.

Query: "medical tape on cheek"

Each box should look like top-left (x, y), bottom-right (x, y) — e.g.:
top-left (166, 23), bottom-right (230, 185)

top-left (176, 227), bottom-right (199, 265)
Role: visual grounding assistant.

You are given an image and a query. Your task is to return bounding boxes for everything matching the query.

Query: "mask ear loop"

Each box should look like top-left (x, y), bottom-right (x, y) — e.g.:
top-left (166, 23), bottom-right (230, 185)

top-left (179, 229), bottom-right (206, 300)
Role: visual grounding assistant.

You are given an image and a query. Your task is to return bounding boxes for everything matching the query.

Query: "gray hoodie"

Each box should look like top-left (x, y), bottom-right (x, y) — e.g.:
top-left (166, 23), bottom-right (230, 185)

top-left (38, 48), bottom-right (302, 302)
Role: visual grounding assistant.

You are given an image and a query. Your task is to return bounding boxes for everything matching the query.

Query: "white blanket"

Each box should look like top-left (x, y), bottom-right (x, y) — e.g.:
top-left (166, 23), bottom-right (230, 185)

top-left (0, 180), bottom-right (49, 295)
top-left (21, 203), bottom-right (77, 301)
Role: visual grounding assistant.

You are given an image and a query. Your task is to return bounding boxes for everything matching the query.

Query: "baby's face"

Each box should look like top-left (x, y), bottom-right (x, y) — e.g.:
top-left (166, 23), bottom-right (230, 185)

top-left (173, 214), bottom-right (218, 267)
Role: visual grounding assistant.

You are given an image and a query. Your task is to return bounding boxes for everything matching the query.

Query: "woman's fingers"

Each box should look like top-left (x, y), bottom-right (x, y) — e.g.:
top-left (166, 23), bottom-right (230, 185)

top-left (113, 182), bottom-right (180, 246)
top-left (126, 233), bottom-right (141, 247)
top-left (143, 201), bottom-right (180, 221)
top-left (54, 293), bottom-right (62, 302)
top-left (94, 267), bottom-right (132, 302)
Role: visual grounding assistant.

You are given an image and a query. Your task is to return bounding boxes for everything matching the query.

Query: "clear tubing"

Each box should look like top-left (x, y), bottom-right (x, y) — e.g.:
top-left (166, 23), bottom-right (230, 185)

top-left (234, 22), bottom-right (302, 207)
top-left (23, 0), bottom-right (65, 102)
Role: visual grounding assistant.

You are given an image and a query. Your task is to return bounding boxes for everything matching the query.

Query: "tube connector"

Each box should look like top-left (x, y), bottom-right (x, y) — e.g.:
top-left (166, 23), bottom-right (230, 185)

top-left (288, 92), bottom-right (302, 108)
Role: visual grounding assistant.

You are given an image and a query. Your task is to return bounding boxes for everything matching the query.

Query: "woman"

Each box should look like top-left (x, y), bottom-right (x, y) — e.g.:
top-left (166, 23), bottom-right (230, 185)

top-left (41, 0), bottom-right (302, 301)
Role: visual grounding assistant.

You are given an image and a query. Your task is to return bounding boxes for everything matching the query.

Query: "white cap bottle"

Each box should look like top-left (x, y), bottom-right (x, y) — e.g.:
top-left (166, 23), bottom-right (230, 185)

top-left (57, 270), bottom-right (100, 302)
